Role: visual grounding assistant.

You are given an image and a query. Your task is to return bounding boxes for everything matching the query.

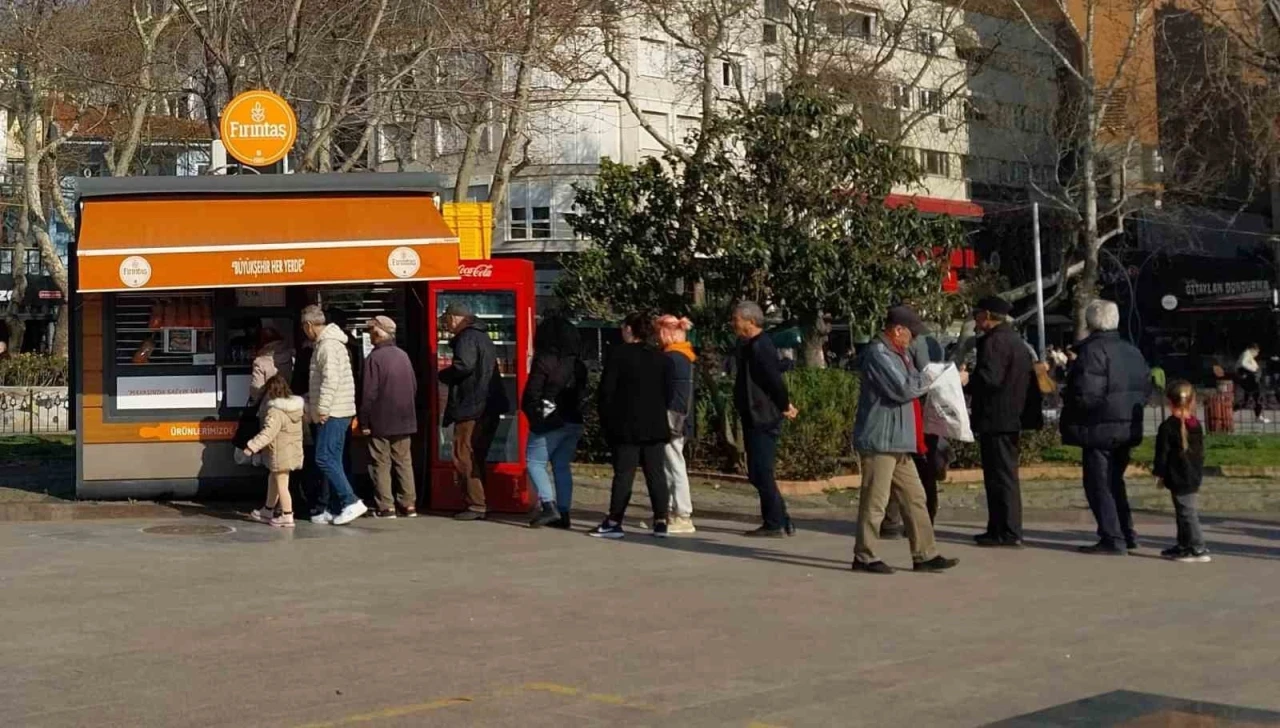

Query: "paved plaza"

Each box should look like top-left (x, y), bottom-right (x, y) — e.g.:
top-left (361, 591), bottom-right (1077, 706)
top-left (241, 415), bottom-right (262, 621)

top-left (0, 502), bottom-right (1277, 728)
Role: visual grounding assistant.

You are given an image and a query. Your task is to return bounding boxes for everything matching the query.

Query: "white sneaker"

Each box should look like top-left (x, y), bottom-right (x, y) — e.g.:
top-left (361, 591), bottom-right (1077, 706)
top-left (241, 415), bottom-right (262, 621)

top-left (1260, 416), bottom-right (1270, 424)
top-left (309, 511), bottom-right (334, 525)
top-left (667, 515), bottom-right (697, 534)
top-left (249, 507), bottom-right (273, 524)
top-left (333, 501), bottom-right (369, 526)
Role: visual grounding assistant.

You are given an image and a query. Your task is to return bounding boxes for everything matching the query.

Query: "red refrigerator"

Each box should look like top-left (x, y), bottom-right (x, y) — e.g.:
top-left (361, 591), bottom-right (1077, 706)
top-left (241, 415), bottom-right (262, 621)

top-left (427, 258), bottom-right (535, 513)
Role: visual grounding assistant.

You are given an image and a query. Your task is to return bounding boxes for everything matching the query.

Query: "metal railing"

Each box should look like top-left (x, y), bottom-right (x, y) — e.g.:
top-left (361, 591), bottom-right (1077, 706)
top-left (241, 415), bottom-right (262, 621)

top-left (0, 387), bottom-right (71, 435)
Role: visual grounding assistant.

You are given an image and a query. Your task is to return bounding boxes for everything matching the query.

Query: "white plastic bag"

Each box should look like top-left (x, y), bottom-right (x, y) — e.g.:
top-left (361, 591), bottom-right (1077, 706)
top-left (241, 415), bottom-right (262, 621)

top-left (922, 363), bottom-right (973, 442)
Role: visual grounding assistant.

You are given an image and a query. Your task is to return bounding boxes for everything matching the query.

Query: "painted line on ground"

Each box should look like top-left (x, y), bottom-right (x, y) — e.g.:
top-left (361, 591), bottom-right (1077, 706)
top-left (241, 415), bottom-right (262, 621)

top-left (293, 697), bottom-right (474, 727)
top-left (294, 681), bottom-right (654, 727)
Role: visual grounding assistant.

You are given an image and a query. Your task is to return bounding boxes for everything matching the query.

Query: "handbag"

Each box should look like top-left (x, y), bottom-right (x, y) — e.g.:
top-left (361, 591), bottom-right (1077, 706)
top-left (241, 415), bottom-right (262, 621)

top-left (232, 397), bottom-right (262, 449)
top-left (1034, 361), bottom-right (1057, 395)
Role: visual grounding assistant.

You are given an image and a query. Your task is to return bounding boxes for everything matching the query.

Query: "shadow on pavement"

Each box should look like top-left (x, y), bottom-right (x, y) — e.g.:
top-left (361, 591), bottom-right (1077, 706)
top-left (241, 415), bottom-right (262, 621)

top-left (554, 507), bottom-right (857, 573)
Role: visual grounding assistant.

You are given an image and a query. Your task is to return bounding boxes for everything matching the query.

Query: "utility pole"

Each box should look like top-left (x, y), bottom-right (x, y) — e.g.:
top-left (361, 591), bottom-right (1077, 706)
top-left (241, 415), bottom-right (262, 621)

top-left (1033, 202), bottom-right (1046, 360)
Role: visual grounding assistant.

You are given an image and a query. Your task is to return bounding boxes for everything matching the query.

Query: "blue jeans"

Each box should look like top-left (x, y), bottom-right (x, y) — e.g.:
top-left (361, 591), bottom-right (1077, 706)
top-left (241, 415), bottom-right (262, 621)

top-left (315, 417), bottom-right (358, 514)
top-left (526, 423), bottom-right (583, 513)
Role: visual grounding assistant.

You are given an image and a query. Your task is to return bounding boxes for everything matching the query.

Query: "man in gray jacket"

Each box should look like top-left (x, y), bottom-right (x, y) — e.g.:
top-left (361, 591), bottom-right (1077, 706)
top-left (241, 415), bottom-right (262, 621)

top-left (851, 306), bottom-right (960, 575)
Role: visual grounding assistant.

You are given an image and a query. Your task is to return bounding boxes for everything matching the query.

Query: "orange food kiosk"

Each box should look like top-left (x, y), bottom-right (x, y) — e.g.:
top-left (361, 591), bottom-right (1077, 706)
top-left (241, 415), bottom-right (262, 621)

top-left (72, 174), bottom-right (467, 500)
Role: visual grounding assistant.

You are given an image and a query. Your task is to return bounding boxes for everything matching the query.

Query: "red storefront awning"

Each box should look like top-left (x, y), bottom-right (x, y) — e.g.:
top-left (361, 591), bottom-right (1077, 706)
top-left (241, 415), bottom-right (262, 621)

top-left (885, 194), bottom-right (984, 219)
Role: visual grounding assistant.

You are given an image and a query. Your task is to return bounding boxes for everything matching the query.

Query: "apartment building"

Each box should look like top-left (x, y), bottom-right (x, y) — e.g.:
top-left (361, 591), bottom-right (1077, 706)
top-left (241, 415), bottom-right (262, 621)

top-left (378, 1), bottom-right (1069, 271)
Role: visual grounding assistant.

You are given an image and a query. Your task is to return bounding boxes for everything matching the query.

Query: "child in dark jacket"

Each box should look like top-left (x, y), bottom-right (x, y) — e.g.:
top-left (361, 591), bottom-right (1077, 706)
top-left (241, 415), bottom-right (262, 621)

top-left (1153, 380), bottom-right (1209, 563)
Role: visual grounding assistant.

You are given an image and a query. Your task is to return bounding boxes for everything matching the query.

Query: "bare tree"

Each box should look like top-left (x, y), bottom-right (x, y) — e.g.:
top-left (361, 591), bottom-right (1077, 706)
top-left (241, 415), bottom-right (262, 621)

top-left (995, 0), bottom-right (1280, 337)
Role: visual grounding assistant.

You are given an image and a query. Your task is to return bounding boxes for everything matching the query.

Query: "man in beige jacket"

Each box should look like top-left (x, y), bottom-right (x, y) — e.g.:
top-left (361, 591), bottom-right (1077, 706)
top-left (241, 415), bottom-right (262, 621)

top-left (301, 304), bottom-right (366, 525)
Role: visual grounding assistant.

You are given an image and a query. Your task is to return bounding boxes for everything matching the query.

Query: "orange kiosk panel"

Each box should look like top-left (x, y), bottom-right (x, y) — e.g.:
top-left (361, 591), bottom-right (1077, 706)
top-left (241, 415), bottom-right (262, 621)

top-left (73, 174), bottom-right (465, 500)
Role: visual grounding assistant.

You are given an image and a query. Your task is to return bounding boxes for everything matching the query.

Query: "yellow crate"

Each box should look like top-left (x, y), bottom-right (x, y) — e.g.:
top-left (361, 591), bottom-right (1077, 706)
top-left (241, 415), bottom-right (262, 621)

top-left (441, 201), bottom-right (493, 260)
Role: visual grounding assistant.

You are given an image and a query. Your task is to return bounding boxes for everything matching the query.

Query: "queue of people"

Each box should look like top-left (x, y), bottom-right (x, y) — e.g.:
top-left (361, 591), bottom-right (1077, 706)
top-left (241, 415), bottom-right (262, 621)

top-left (235, 296), bottom-right (1211, 569)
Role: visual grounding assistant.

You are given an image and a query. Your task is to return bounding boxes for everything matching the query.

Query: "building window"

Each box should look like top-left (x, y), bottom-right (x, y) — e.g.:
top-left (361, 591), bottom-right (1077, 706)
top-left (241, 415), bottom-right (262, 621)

top-left (720, 60), bottom-right (741, 88)
top-left (890, 84), bottom-right (912, 109)
top-left (918, 89), bottom-right (942, 115)
top-left (0, 249), bottom-right (11, 275)
top-left (508, 181), bottom-right (555, 241)
top-left (921, 150), bottom-right (950, 177)
top-left (640, 110), bottom-right (670, 154)
top-left (915, 29), bottom-right (940, 54)
top-left (765, 0), bottom-right (786, 20)
top-left (676, 115), bottom-right (701, 150)
top-left (1012, 162), bottom-right (1031, 185)
top-left (639, 39), bottom-right (667, 77)
top-left (763, 23), bottom-right (778, 44)
top-left (964, 98), bottom-right (987, 123)
top-left (25, 249), bottom-right (43, 276)
top-left (818, 2), bottom-right (875, 40)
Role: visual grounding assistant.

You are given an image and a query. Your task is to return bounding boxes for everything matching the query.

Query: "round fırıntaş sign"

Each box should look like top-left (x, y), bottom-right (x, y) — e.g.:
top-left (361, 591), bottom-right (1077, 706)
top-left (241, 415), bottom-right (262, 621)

top-left (219, 90), bottom-right (297, 167)
top-left (387, 247), bottom-right (422, 279)
top-left (119, 256), bottom-right (152, 288)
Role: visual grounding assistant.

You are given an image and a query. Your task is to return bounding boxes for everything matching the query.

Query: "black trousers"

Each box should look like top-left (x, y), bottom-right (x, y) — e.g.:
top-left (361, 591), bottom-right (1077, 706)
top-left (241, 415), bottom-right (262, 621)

top-left (979, 432), bottom-right (1023, 540)
top-left (885, 434), bottom-right (941, 528)
top-left (608, 442), bottom-right (669, 522)
top-left (1237, 370), bottom-right (1264, 418)
top-left (744, 424), bottom-right (789, 530)
top-left (1082, 446), bottom-right (1136, 548)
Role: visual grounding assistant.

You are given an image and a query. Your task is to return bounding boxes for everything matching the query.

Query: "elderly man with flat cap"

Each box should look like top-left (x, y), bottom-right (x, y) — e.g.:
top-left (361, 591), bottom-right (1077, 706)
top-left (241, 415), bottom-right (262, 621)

top-left (439, 302), bottom-right (509, 520)
top-left (360, 315), bottom-right (419, 519)
top-left (851, 305), bottom-right (960, 574)
top-left (969, 295), bottom-right (1036, 547)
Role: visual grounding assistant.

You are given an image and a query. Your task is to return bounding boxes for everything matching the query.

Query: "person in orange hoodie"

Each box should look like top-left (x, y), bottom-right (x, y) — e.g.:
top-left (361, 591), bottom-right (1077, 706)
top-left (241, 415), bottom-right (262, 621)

top-left (656, 315), bottom-right (698, 534)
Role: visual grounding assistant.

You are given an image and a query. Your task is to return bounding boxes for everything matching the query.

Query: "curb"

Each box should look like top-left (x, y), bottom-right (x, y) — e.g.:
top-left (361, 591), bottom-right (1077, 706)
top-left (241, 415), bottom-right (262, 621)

top-left (0, 502), bottom-right (182, 522)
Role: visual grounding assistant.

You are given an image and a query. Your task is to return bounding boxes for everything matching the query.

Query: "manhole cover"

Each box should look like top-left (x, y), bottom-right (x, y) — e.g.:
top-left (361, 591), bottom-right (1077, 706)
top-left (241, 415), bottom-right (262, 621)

top-left (141, 524), bottom-right (235, 536)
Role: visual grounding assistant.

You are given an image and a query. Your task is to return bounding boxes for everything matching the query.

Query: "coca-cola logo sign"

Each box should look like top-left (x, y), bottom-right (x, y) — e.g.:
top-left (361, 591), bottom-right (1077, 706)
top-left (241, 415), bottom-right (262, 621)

top-left (459, 263), bottom-right (494, 278)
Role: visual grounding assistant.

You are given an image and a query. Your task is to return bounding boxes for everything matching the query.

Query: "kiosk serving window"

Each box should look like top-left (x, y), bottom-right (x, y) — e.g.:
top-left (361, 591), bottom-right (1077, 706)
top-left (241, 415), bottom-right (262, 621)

top-left (111, 291), bottom-right (220, 412)
top-left (113, 291), bottom-right (217, 367)
top-left (107, 289), bottom-right (295, 416)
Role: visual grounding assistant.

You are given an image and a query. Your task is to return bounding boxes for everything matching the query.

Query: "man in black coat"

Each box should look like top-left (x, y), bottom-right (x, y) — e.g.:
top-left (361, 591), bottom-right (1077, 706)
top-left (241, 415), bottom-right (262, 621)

top-left (969, 296), bottom-right (1034, 547)
top-left (1060, 299), bottom-right (1151, 555)
top-left (439, 302), bottom-right (510, 521)
top-left (731, 301), bottom-right (799, 538)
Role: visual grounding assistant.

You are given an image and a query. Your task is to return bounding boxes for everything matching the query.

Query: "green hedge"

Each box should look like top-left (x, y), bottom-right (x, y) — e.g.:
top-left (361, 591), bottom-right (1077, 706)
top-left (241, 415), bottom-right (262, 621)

top-left (948, 427), bottom-right (1064, 468)
top-left (578, 365), bottom-right (860, 480)
top-left (775, 368), bottom-right (860, 480)
top-left (0, 354), bottom-right (68, 387)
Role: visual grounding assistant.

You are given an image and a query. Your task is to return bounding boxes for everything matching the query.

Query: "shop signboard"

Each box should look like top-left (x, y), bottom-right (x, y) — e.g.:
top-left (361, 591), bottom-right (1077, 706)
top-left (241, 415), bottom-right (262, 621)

top-left (117, 375), bottom-right (218, 410)
top-left (219, 90), bottom-right (298, 168)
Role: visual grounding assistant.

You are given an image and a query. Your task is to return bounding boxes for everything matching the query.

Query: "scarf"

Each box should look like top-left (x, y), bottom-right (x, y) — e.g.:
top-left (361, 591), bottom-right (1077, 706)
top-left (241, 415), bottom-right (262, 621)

top-left (665, 341), bottom-right (697, 363)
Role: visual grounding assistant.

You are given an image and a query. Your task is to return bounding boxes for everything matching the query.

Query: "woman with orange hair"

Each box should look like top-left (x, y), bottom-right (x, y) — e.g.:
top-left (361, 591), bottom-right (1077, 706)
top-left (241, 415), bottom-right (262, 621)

top-left (656, 315), bottom-right (697, 534)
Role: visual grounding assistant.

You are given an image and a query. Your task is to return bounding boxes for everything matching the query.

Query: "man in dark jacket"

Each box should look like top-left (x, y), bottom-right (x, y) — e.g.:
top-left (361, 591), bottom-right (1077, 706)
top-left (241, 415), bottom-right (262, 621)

top-left (439, 302), bottom-right (510, 521)
top-left (731, 301), bottom-right (799, 538)
top-left (1060, 299), bottom-right (1151, 555)
top-left (969, 296), bottom-right (1034, 547)
top-left (360, 316), bottom-right (418, 519)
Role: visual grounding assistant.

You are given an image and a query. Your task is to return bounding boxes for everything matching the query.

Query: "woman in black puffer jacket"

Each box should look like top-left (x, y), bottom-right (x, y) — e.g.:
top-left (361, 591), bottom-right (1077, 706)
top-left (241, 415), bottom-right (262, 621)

top-left (590, 311), bottom-right (673, 539)
top-left (522, 316), bottom-right (588, 529)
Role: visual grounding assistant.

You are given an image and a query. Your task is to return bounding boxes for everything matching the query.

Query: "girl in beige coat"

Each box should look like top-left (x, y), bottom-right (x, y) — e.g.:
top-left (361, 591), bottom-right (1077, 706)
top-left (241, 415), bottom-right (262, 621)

top-left (245, 375), bottom-right (306, 528)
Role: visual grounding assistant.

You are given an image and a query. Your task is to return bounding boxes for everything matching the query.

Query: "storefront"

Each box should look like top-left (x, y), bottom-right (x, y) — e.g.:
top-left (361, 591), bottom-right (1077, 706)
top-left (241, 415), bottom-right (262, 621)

top-left (73, 173), bottom-right (468, 499)
top-left (1128, 252), bottom-right (1279, 383)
